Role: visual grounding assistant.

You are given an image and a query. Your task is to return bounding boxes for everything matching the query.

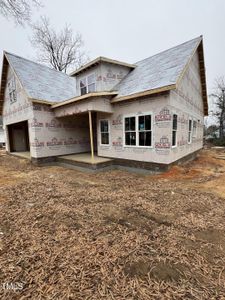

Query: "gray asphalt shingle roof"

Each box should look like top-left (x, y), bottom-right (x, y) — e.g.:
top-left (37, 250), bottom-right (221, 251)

top-left (5, 52), bottom-right (77, 103)
top-left (4, 37), bottom-right (201, 103)
top-left (113, 36), bottom-right (202, 98)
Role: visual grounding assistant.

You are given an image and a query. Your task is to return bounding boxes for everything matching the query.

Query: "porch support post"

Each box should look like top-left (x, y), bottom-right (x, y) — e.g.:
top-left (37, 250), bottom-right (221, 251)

top-left (88, 110), bottom-right (94, 161)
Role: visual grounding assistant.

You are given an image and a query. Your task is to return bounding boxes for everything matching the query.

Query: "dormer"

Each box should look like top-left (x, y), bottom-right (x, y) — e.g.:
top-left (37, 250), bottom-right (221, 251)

top-left (70, 57), bottom-right (136, 96)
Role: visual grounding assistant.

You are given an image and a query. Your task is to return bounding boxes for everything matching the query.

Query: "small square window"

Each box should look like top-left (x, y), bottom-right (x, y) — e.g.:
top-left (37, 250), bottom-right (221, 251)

top-left (79, 73), bottom-right (96, 95)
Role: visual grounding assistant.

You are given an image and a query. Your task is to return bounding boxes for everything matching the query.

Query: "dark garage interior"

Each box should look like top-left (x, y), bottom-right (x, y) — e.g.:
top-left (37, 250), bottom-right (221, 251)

top-left (7, 120), bottom-right (30, 152)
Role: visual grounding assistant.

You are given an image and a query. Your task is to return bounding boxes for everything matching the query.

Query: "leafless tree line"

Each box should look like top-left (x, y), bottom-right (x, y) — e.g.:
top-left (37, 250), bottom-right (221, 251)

top-left (210, 77), bottom-right (225, 139)
top-left (0, 0), bottom-right (41, 25)
top-left (0, 0), bottom-right (88, 73)
top-left (31, 17), bottom-right (88, 73)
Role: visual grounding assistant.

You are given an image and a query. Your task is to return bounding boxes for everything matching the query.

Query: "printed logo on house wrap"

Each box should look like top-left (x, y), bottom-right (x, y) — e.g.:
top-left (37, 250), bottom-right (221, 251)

top-left (45, 119), bottom-right (62, 131)
top-left (155, 136), bottom-right (171, 155)
top-left (64, 138), bottom-right (78, 147)
top-left (31, 138), bottom-right (45, 148)
top-left (112, 115), bottom-right (122, 129)
top-left (155, 107), bottom-right (171, 122)
top-left (33, 104), bottom-right (42, 111)
top-left (178, 137), bottom-right (187, 146)
top-left (30, 118), bottom-right (44, 129)
top-left (112, 137), bottom-right (124, 152)
top-left (47, 137), bottom-right (63, 150)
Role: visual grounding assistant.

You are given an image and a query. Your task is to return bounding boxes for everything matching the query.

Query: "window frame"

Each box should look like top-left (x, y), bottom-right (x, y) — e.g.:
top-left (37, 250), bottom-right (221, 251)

top-left (172, 113), bottom-right (178, 148)
top-left (8, 77), bottom-right (17, 104)
top-left (124, 115), bottom-right (137, 147)
top-left (192, 119), bottom-right (197, 138)
top-left (188, 118), bottom-right (193, 144)
top-left (79, 73), bottom-right (96, 95)
top-left (99, 119), bottom-right (110, 146)
top-left (123, 113), bottom-right (153, 148)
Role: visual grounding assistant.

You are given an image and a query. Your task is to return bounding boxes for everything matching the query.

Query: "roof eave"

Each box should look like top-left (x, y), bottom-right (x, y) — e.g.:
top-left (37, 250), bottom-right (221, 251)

top-left (29, 98), bottom-right (57, 105)
top-left (111, 84), bottom-right (176, 103)
top-left (70, 57), bottom-right (136, 76)
top-left (0, 54), bottom-right (8, 115)
top-left (175, 37), bottom-right (208, 116)
top-left (51, 91), bottom-right (118, 109)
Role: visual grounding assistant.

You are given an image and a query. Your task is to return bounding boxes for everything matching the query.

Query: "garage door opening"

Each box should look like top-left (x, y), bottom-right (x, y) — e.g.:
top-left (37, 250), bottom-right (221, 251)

top-left (8, 120), bottom-right (30, 154)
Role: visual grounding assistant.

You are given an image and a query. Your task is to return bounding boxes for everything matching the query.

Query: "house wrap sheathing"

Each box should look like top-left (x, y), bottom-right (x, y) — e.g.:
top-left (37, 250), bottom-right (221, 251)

top-left (0, 36), bottom-right (208, 170)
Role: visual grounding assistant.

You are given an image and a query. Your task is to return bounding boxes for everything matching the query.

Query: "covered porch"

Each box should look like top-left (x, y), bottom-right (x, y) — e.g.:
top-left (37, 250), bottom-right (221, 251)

top-left (52, 93), bottom-right (114, 166)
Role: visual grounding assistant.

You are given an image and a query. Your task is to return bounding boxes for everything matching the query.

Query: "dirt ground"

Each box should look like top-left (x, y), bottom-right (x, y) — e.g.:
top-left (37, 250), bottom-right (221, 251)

top-left (0, 148), bottom-right (225, 299)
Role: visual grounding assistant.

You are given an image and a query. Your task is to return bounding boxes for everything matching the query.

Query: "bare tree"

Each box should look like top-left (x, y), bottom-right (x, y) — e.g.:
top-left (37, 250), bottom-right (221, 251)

top-left (210, 77), bottom-right (225, 139)
top-left (31, 17), bottom-right (88, 73)
top-left (0, 0), bottom-right (41, 25)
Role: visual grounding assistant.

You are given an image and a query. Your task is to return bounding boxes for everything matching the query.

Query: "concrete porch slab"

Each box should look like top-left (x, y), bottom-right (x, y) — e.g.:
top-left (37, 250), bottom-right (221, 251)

top-left (59, 153), bottom-right (113, 164)
top-left (10, 151), bottom-right (31, 159)
top-left (57, 153), bottom-right (114, 170)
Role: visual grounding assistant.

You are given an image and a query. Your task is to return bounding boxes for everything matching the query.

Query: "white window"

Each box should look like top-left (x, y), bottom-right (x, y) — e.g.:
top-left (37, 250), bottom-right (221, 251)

top-left (124, 114), bottom-right (152, 147)
top-left (172, 114), bottom-right (177, 147)
top-left (125, 116), bottom-right (136, 146)
top-left (8, 77), bottom-right (17, 104)
top-left (188, 119), bottom-right (192, 143)
top-left (100, 120), bottom-right (109, 145)
top-left (138, 115), bottom-right (152, 146)
top-left (80, 73), bottom-right (96, 95)
top-left (192, 120), bottom-right (197, 138)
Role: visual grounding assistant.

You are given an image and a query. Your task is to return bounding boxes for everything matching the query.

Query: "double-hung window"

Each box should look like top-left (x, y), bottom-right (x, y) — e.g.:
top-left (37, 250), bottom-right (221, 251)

top-left (188, 119), bottom-right (192, 143)
top-left (100, 120), bottom-right (109, 145)
top-left (172, 114), bottom-right (177, 147)
top-left (138, 115), bottom-right (152, 146)
top-left (124, 114), bottom-right (152, 147)
top-left (80, 74), bottom-right (96, 95)
top-left (125, 117), bottom-right (136, 146)
top-left (8, 77), bottom-right (17, 104)
top-left (192, 120), bottom-right (197, 138)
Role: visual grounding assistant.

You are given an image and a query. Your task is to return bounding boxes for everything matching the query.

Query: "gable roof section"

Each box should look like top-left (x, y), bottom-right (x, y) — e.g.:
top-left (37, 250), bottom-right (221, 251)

top-left (0, 36), bottom-right (208, 116)
top-left (70, 56), bottom-right (136, 76)
top-left (111, 36), bottom-right (208, 115)
top-left (3, 52), bottom-right (77, 103)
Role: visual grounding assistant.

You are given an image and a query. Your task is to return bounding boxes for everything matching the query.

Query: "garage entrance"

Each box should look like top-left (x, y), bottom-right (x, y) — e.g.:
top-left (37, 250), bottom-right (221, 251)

top-left (8, 120), bottom-right (30, 152)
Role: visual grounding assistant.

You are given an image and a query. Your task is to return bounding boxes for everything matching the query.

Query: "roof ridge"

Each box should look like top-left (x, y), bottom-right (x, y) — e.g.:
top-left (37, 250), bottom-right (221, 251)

top-left (135, 36), bottom-right (202, 65)
top-left (4, 51), bottom-right (73, 78)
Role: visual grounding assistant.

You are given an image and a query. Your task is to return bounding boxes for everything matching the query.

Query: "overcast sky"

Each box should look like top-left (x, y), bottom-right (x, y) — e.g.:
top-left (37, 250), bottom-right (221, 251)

top-left (0, 0), bottom-right (224, 93)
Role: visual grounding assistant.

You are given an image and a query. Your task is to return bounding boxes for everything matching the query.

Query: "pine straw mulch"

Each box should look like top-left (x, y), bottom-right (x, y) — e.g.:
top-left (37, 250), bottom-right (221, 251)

top-left (0, 152), bottom-right (225, 299)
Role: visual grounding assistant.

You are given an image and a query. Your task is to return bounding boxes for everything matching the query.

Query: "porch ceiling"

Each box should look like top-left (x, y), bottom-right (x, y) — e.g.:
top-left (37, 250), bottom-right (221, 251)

top-left (52, 92), bottom-right (115, 118)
